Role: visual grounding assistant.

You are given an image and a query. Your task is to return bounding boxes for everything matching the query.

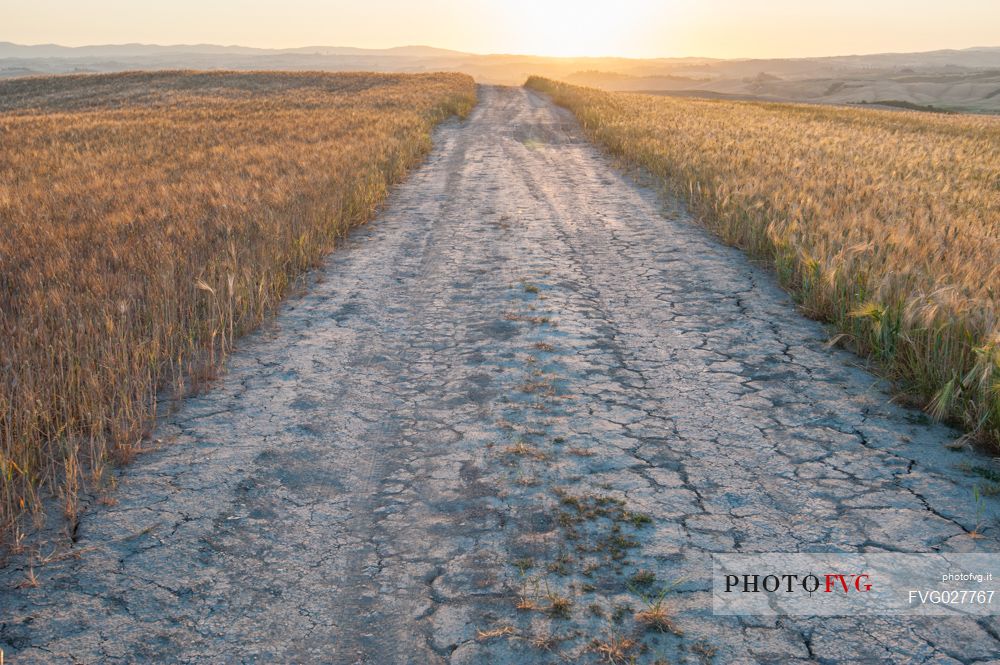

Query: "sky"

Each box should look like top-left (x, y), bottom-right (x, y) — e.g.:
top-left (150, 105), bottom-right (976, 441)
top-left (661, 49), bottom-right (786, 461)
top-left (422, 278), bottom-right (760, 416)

top-left (5, 0), bottom-right (999, 59)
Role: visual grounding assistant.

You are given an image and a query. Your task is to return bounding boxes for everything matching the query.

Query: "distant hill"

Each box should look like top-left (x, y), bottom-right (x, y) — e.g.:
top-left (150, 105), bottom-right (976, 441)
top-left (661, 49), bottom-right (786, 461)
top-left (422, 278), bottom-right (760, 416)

top-left (0, 42), bottom-right (467, 59)
top-left (1, 41), bottom-right (998, 112)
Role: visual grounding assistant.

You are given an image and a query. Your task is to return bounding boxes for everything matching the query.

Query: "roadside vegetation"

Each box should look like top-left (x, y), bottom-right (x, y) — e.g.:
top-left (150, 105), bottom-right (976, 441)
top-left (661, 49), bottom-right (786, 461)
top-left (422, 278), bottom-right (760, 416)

top-left (0, 71), bottom-right (476, 547)
top-left (526, 76), bottom-right (1000, 450)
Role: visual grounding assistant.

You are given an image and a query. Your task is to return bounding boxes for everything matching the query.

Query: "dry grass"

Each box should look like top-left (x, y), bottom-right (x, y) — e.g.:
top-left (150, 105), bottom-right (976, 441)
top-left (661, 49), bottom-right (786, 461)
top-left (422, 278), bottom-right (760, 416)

top-left (633, 589), bottom-right (683, 636)
top-left (590, 632), bottom-right (637, 665)
top-left (504, 441), bottom-right (548, 460)
top-left (0, 71), bottom-right (475, 546)
top-left (476, 625), bottom-right (516, 641)
top-left (527, 77), bottom-right (1000, 448)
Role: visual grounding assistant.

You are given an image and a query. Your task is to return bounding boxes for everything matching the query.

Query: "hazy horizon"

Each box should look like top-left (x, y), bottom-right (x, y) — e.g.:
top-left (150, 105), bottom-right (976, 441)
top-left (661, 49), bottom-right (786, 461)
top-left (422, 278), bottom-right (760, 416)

top-left (6, 0), bottom-right (1000, 60)
top-left (3, 39), bottom-right (999, 63)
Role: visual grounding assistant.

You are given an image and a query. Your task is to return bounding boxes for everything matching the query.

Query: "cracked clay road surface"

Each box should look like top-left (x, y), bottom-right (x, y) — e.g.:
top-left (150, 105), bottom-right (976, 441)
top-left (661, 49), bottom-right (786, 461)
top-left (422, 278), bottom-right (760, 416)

top-left (3, 86), bottom-right (999, 664)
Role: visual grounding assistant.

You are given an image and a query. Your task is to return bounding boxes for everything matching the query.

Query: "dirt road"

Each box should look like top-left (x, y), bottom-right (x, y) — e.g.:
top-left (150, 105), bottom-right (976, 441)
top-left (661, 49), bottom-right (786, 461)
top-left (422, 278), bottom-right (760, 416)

top-left (3, 86), bottom-right (998, 664)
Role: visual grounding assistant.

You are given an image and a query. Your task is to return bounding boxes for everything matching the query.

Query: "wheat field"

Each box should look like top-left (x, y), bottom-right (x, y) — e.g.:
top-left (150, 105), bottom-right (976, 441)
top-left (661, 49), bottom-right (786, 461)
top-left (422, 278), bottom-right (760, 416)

top-left (526, 77), bottom-right (1000, 448)
top-left (0, 71), bottom-right (476, 546)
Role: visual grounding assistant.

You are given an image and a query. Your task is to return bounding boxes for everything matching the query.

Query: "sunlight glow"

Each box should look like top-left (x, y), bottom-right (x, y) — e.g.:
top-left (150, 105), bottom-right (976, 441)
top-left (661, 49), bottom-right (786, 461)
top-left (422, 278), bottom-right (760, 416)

top-left (4, 0), bottom-right (999, 59)
top-left (498, 0), bottom-right (673, 58)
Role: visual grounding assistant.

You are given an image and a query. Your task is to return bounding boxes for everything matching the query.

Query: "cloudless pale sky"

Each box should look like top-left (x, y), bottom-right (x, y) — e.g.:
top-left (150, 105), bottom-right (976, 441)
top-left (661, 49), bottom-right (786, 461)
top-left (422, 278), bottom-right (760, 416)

top-left (5, 0), bottom-right (998, 59)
